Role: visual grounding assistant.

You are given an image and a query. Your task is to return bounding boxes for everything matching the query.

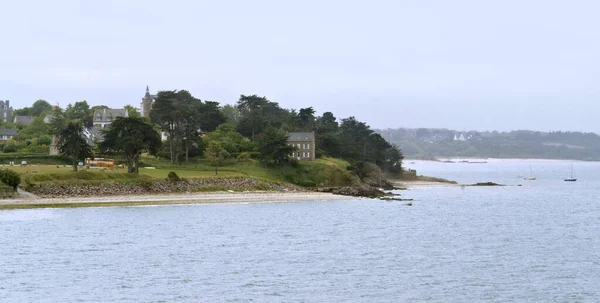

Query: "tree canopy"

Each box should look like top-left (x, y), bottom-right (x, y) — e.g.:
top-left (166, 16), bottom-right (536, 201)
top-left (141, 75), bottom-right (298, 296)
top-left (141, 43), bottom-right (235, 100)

top-left (8, 89), bottom-right (404, 175)
top-left (100, 117), bottom-right (162, 173)
top-left (14, 99), bottom-right (53, 117)
top-left (54, 120), bottom-right (92, 171)
top-left (150, 90), bottom-right (206, 162)
top-left (256, 128), bottom-right (297, 166)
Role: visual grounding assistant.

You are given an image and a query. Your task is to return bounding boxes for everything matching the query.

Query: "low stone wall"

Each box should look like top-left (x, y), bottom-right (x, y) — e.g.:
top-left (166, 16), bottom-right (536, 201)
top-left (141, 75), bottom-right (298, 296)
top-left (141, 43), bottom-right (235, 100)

top-left (27, 177), bottom-right (304, 198)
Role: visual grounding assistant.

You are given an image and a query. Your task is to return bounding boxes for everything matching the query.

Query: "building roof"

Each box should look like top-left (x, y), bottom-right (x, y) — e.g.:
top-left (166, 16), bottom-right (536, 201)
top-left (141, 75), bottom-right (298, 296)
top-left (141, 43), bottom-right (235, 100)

top-left (0, 129), bottom-right (18, 136)
top-left (83, 127), bottom-right (104, 145)
top-left (287, 132), bottom-right (314, 141)
top-left (13, 115), bottom-right (35, 125)
top-left (93, 108), bottom-right (129, 122)
top-left (143, 86), bottom-right (156, 99)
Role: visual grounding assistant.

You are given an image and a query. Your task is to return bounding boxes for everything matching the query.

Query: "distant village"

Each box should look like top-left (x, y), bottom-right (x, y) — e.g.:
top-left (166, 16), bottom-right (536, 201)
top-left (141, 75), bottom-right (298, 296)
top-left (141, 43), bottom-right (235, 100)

top-left (0, 87), bottom-right (317, 160)
top-left (0, 87), bottom-right (152, 155)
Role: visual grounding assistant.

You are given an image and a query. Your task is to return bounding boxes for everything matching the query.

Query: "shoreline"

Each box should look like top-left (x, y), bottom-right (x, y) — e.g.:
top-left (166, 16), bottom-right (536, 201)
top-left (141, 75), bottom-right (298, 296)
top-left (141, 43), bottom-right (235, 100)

top-left (0, 191), bottom-right (356, 210)
top-left (392, 180), bottom-right (460, 189)
top-left (406, 157), bottom-right (591, 162)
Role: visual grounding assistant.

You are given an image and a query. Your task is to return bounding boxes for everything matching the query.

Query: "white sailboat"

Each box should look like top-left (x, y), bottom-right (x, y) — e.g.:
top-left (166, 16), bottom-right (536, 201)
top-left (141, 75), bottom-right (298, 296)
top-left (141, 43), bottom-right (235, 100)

top-left (564, 163), bottom-right (577, 182)
top-left (524, 166), bottom-right (536, 180)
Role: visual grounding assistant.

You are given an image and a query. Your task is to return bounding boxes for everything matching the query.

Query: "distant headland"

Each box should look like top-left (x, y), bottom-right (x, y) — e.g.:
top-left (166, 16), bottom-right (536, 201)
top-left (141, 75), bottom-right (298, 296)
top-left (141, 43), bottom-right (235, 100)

top-left (378, 128), bottom-right (600, 161)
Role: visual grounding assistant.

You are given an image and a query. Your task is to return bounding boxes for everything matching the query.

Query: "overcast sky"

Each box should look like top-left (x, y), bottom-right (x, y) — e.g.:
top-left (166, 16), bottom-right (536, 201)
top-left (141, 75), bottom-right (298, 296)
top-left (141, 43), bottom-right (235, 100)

top-left (1, 0), bottom-right (599, 132)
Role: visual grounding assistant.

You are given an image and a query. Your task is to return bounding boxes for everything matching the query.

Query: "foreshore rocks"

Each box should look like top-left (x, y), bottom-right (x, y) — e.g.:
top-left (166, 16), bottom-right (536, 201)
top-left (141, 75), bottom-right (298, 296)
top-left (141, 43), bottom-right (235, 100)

top-left (316, 181), bottom-right (385, 198)
top-left (27, 177), bottom-right (304, 198)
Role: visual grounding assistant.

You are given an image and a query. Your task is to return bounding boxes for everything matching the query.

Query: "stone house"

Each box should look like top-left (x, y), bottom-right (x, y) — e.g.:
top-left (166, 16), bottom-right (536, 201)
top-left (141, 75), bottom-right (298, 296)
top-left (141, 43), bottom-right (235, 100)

top-left (287, 131), bottom-right (316, 161)
top-left (93, 108), bottom-right (129, 129)
top-left (13, 115), bottom-right (35, 126)
top-left (0, 100), bottom-right (13, 123)
top-left (0, 129), bottom-right (18, 141)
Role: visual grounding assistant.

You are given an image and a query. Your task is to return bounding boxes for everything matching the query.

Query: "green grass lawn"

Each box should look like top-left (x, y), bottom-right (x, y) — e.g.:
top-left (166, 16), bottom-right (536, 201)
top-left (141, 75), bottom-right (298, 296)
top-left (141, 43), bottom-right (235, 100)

top-left (12, 165), bottom-right (244, 182)
top-left (11, 156), bottom-right (354, 187)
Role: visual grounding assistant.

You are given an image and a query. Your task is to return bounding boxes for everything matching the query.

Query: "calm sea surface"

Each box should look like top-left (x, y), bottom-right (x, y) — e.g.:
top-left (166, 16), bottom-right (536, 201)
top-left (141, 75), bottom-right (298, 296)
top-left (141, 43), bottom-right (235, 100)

top-left (2, 159), bottom-right (599, 302)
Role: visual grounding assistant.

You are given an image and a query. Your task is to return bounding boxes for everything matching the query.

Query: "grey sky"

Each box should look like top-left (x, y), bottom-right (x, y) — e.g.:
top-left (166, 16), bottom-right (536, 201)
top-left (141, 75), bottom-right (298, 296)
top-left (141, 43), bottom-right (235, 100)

top-left (2, 0), bottom-right (599, 132)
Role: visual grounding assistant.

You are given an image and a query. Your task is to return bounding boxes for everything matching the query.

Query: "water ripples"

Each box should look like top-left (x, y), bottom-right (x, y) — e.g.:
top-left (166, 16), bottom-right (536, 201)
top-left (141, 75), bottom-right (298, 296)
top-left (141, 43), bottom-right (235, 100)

top-left (1, 161), bottom-right (600, 301)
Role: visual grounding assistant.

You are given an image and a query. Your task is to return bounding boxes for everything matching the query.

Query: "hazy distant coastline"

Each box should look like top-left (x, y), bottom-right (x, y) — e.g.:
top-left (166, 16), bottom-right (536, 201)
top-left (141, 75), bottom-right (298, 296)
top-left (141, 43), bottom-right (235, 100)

top-left (378, 128), bottom-right (600, 161)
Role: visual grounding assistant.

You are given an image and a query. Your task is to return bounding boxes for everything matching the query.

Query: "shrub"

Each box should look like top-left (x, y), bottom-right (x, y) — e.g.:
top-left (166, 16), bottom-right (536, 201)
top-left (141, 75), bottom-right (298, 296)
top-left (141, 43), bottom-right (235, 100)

top-left (236, 152), bottom-right (252, 162)
top-left (37, 135), bottom-right (53, 146)
top-left (20, 145), bottom-right (50, 154)
top-left (0, 168), bottom-right (21, 190)
top-left (3, 145), bottom-right (17, 153)
top-left (167, 171), bottom-right (181, 182)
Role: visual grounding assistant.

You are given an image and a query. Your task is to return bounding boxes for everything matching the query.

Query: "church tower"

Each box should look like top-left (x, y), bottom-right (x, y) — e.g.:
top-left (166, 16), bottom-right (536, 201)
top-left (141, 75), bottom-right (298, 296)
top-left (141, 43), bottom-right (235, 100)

top-left (140, 86), bottom-right (155, 117)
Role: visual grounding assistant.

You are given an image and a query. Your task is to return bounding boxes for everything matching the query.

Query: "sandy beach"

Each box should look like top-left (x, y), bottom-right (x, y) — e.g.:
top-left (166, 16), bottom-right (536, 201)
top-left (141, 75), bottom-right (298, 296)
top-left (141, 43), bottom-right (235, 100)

top-left (0, 191), bottom-right (355, 209)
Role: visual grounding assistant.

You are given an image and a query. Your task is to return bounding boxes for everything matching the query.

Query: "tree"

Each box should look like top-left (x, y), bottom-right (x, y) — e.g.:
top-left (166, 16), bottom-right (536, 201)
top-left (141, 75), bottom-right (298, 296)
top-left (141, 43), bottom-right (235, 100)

top-left (205, 141), bottom-right (230, 175)
top-left (31, 100), bottom-right (53, 117)
top-left (37, 135), bottom-right (52, 146)
top-left (180, 98), bottom-right (203, 162)
top-left (236, 94), bottom-right (293, 140)
top-left (54, 120), bottom-right (93, 171)
top-left (316, 133), bottom-right (342, 157)
top-left (13, 108), bottom-right (32, 116)
top-left (124, 104), bottom-right (141, 118)
top-left (256, 128), bottom-right (297, 166)
top-left (221, 104), bottom-right (241, 125)
top-left (236, 95), bottom-right (269, 140)
top-left (150, 90), bottom-right (203, 163)
top-left (204, 123), bottom-right (257, 154)
top-left (416, 128), bottom-right (431, 139)
top-left (65, 100), bottom-right (90, 121)
top-left (0, 168), bottom-right (21, 190)
top-left (197, 101), bottom-right (224, 132)
top-left (18, 115), bottom-right (52, 140)
top-left (100, 117), bottom-right (162, 173)
top-left (338, 116), bottom-right (373, 160)
top-left (316, 112), bottom-right (339, 134)
top-left (298, 107), bottom-right (316, 130)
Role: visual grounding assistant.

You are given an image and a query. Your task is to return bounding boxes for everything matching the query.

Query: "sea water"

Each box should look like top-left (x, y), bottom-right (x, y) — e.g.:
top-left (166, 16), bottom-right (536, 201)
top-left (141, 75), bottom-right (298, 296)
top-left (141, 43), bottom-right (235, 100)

top-left (1, 159), bottom-right (599, 302)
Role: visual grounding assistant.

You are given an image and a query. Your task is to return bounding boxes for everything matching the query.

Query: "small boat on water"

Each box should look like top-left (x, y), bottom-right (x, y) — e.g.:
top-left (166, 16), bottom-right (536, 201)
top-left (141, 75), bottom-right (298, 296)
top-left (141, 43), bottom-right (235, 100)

top-left (524, 166), bottom-right (536, 180)
top-left (564, 163), bottom-right (577, 182)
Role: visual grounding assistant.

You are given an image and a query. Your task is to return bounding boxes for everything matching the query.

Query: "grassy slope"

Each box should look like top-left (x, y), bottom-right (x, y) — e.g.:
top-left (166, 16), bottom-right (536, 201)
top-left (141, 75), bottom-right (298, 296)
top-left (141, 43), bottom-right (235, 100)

top-left (15, 157), bottom-right (356, 188)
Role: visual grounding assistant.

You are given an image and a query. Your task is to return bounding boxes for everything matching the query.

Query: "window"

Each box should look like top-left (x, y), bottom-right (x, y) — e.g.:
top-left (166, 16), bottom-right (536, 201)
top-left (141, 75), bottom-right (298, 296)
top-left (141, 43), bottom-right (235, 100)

top-left (307, 144), bottom-right (310, 149)
top-left (307, 152), bottom-right (310, 158)
top-left (302, 152), bottom-right (306, 158)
